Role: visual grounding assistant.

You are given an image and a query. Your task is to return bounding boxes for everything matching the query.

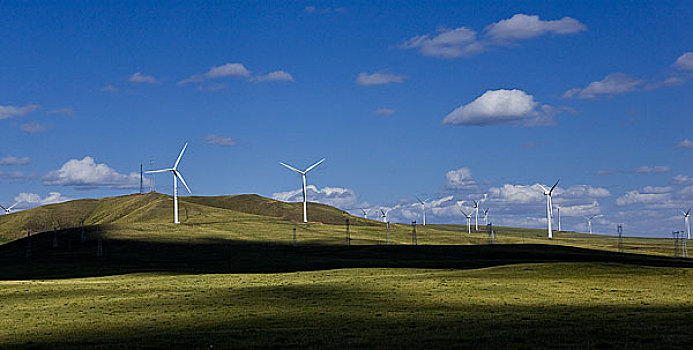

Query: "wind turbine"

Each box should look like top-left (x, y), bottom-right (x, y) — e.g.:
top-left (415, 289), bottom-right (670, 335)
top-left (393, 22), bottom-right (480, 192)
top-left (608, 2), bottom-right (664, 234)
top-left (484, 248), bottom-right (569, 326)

top-left (556, 206), bottom-right (561, 231)
top-left (681, 208), bottom-right (691, 239)
top-left (359, 208), bottom-right (369, 219)
top-left (459, 208), bottom-right (472, 234)
top-left (380, 209), bottom-right (388, 223)
top-left (483, 208), bottom-right (489, 225)
top-left (415, 196), bottom-right (429, 226)
top-left (582, 214), bottom-right (601, 235)
top-left (279, 158), bottom-right (325, 223)
top-left (472, 200), bottom-right (480, 231)
top-left (146, 142), bottom-right (191, 224)
top-left (0, 202), bottom-right (20, 214)
top-left (537, 179), bottom-right (560, 239)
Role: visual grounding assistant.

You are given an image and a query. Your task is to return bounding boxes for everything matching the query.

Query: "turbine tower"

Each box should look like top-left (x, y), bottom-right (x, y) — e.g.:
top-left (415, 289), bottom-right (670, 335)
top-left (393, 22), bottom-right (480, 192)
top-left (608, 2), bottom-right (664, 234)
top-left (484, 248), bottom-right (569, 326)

top-left (537, 179), bottom-right (560, 239)
top-left (147, 142), bottom-right (191, 224)
top-left (280, 158), bottom-right (325, 223)
top-left (472, 200), bottom-right (480, 231)
top-left (483, 208), bottom-right (489, 225)
top-left (0, 202), bottom-right (19, 214)
top-left (459, 209), bottom-right (472, 234)
top-left (380, 209), bottom-right (388, 223)
top-left (681, 208), bottom-right (691, 239)
top-left (556, 206), bottom-right (561, 231)
top-left (415, 197), bottom-right (429, 226)
top-left (582, 214), bottom-right (601, 235)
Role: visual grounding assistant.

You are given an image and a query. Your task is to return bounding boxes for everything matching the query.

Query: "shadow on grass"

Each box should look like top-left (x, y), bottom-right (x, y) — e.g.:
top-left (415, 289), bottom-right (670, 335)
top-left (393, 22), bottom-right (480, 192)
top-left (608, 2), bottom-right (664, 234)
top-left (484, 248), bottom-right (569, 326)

top-left (0, 226), bottom-right (692, 280)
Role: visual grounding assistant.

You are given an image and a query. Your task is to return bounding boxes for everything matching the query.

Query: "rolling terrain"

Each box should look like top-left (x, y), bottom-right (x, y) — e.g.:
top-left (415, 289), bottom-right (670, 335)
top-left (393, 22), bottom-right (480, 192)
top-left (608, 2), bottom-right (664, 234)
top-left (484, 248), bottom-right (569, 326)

top-left (1, 193), bottom-right (692, 348)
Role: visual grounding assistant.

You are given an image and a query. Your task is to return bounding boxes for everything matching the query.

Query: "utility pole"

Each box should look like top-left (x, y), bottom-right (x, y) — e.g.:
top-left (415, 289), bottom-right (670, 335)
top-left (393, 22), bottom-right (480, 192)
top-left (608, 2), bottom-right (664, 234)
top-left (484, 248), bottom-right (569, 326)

top-left (617, 224), bottom-right (623, 253)
top-left (411, 221), bottom-right (417, 245)
top-left (140, 163), bottom-right (144, 194)
top-left (345, 218), bottom-right (350, 246)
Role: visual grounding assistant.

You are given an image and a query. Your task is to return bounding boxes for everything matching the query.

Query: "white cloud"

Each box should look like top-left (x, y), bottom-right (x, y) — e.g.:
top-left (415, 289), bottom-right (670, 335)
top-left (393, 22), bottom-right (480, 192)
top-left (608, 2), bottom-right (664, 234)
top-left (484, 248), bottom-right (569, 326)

top-left (488, 184), bottom-right (544, 204)
top-left (676, 139), bottom-right (693, 148)
top-left (443, 89), bottom-right (559, 126)
top-left (203, 134), bottom-right (237, 147)
top-left (101, 84), bottom-right (119, 93)
top-left (557, 201), bottom-right (602, 217)
top-left (445, 167), bottom-right (476, 189)
top-left (356, 72), bottom-right (406, 86)
top-left (0, 104), bottom-right (40, 120)
top-left (0, 170), bottom-right (36, 182)
top-left (0, 156), bottom-right (31, 166)
top-left (641, 186), bottom-right (673, 194)
top-left (616, 190), bottom-right (671, 206)
top-left (672, 175), bottom-right (693, 185)
top-left (563, 73), bottom-right (644, 99)
top-left (374, 108), bottom-right (396, 115)
top-left (674, 52), bottom-right (693, 70)
top-left (20, 121), bottom-right (47, 134)
top-left (400, 26), bottom-right (483, 58)
top-left (179, 63), bottom-right (252, 85)
top-left (561, 185), bottom-right (612, 198)
top-left (252, 70), bottom-right (294, 82)
top-left (47, 108), bottom-right (74, 117)
top-left (635, 165), bottom-right (671, 174)
top-left (129, 72), bottom-right (157, 83)
top-left (485, 14), bottom-right (586, 41)
top-left (273, 185), bottom-right (360, 209)
top-left (15, 192), bottom-right (70, 206)
top-left (43, 156), bottom-right (152, 189)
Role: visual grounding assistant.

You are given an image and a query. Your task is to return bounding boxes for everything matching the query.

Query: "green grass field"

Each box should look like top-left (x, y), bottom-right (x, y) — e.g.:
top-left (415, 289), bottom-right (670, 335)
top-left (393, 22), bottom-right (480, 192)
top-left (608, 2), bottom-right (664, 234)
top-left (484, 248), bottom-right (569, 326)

top-left (1, 193), bottom-right (692, 348)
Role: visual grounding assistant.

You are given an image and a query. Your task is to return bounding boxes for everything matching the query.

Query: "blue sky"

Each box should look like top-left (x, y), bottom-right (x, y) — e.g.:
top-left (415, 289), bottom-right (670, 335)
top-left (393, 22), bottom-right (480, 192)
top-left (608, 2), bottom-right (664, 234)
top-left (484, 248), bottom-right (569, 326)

top-left (1, 1), bottom-right (692, 236)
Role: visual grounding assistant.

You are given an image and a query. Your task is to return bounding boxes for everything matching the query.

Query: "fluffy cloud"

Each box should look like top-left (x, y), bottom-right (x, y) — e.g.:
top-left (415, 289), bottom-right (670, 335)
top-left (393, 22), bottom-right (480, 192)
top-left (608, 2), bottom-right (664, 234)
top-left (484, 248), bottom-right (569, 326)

top-left (0, 104), bottom-right (40, 120)
top-left (43, 156), bottom-right (153, 189)
top-left (445, 167), bottom-right (477, 189)
top-left (557, 201), bottom-right (602, 217)
top-left (15, 192), bottom-right (70, 206)
top-left (374, 108), bottom-right (396, 115)
top-left (251, 70), bottom-right (294, 82)
top-left (101, 85), bottom-right (119, 93)
top-left (20, 121), bottom-right (47, 134)
top-left (672, 175), bottom-right (693, 185)
top-left (129, 72), bottom-right (157, 83)
top-left (635, 165), bottom-right (671, 174)
top-left (273, 185), bottom-right (360, 209)
top-left (356, 72), bottom-right (406, 86)
top-left (179, 63), bottom-right (252, 85)
top-left (47, 108), bottom-right (74, 117)
top-left (562, 185), bottom-right (612, 198)
top-left (674, 52), bottom-right (693, 70)
top-left (0, 157), bottom-right (31, 166)
top-left (203, 134), bottom-right (237, 147)
top-left (676, 139), bottom-right (693, 148)
top-left (485, 14), bottom-right (587, 41)
top-left (400, 27), bottom-right (483, 58)
top-left (442, 89), bottom-right (559, 126)
top-left (563, 73), bottom-right (644, 99)
top-left (616, 190), bottom-right (671, 206)
top-left (488, 184), bottom-right (544, 204)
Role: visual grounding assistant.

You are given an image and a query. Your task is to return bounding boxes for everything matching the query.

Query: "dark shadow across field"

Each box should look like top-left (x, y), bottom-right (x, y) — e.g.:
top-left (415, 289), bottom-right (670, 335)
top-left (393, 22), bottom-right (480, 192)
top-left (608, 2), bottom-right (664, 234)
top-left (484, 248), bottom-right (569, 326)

top-left (1, 227), bottom-right (692, 280)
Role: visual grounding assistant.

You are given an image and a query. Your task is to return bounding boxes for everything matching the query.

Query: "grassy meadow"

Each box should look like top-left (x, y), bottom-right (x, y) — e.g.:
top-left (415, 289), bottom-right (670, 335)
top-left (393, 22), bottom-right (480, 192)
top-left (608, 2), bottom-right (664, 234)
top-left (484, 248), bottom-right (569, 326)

top-left (1, 192), bottom-right (692, 348)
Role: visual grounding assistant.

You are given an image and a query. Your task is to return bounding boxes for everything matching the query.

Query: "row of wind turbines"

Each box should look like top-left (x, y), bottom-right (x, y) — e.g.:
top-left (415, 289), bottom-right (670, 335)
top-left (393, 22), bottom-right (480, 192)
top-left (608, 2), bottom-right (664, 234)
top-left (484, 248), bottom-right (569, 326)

top-left (2, 142), bottom-right (691, 239)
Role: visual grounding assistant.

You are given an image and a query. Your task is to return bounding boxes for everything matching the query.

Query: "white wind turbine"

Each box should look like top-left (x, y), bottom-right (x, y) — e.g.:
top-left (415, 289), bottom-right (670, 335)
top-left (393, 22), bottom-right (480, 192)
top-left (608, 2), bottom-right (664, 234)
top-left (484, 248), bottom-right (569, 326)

top-left (279, 158), bottom-right (325, 223)
top-left (556, 206), bottom-right (561, 232)
top-left (472, 200), bottom-right (480, 231)
top-left (537, 179), bottom-right (560, 239)
top-left (681, 208), bottom-right (691, 239)
top-left (147, 142), bottom-right (191, 224)
top-left (415, 196), bottom-right (429, 226)
top-left (380, 209), bottom-right (389, 223)
top-left (0, 201), bottom-right (20, 214)
top-left (483, 208), bottom-right (489, 225)
top-left (583, 214), bottom-right (601, 235)
top-left (459, 208), bottom-right (472, 234)
top-left (359, 208), bottom-right (369, 219)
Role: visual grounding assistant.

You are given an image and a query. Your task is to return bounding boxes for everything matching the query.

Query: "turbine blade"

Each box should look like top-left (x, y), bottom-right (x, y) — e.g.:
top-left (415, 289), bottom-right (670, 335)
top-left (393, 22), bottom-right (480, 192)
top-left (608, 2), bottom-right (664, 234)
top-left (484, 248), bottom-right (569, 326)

top-left (173, 142), bottom-right (188, 169)
top-left (537, 184), bottom-right (548, 192)
top-left (304, 158), bottom-right (325, 173)
top-left (146, 168), bottom-right (173, 174)
top-left (280, 162), bottom-right (302, 174)
top-left (549, 179), bottom-right (560, 194)
top-left (0, 204), bottom-right (6, 210)
top-left (687, 208), bottom-right (692, 215)
top-left (174, 171), bottom-right (192, 193)
top-left (8, 202), bottom-right (19, 210)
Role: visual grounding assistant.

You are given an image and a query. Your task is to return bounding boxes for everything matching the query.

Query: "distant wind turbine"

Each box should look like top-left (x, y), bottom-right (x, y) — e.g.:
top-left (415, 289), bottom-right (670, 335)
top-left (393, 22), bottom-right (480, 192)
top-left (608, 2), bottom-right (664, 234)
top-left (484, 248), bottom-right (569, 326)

top-left (681, 208), bottom-right (691, 239)
top-left (483, 208), bottom-right (489, 225)
top-left (415, 196), bottom-right (429, 226)
top-left (359, 208), bottom-right (369, 219)
top-left (380, 209), bottom-right (388, 223)
top-left (537, 179), bottom-right (560, 239)
top-left (280, 158), bottom-right (325, 223)
top-left (472, 200), bottom-right (480, 231)
top-left (147, 142), bottom-right (191, 224)
top-left (459, 208), bottom-right (472, 234)
top-left (582, 214), bottom-right (601, 235)
top-left (556, 206), bottom-right (561, 232)
top-left (0, 202), bottom-right (20, 214)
